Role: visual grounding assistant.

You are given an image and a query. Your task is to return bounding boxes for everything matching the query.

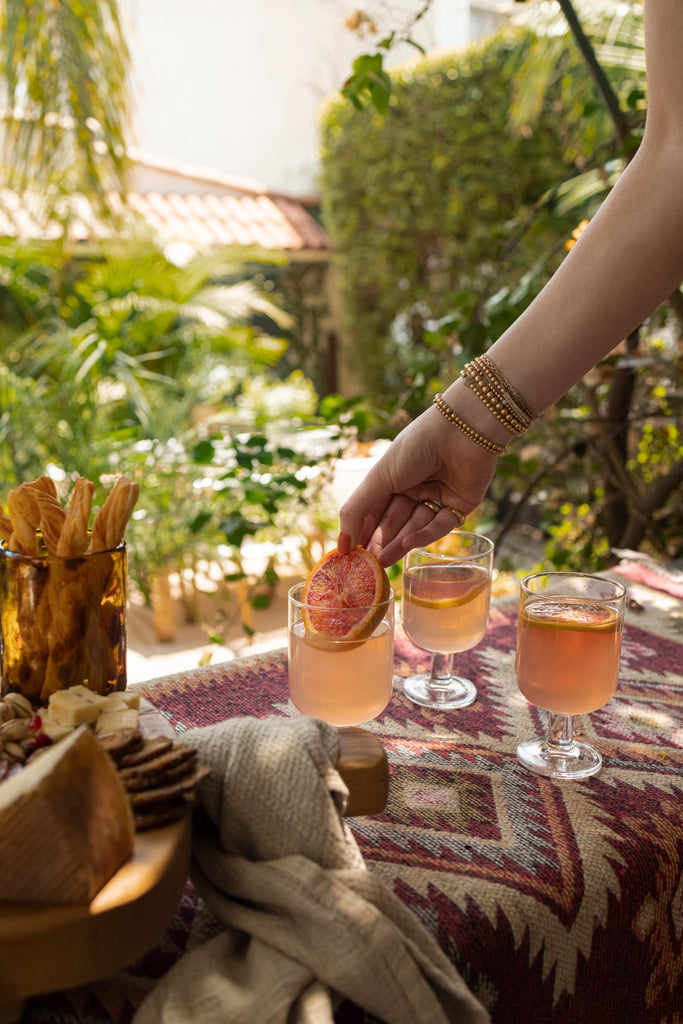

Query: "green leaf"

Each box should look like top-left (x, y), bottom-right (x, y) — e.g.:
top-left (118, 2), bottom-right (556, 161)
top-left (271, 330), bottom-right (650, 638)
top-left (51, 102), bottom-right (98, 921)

top-left (341, 53), bottom-right (392, 115)
top-left (192, 440), bottom-right (216, 464)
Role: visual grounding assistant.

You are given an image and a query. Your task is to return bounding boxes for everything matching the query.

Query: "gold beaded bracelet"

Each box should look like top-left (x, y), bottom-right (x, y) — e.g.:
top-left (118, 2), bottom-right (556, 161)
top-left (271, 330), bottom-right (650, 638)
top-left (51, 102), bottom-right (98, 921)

top-left (433, 393), bottom-right (508, 455)
top-left (461, 354), bottom-right (536, 436)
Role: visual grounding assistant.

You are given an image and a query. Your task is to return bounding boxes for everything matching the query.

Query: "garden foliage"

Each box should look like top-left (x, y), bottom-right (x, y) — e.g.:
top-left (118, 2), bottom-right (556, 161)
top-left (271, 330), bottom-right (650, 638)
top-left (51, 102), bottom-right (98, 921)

top-left (0, 231), bottom-right (348, 626)
top-left (319, 5), bottom-right (682, 565)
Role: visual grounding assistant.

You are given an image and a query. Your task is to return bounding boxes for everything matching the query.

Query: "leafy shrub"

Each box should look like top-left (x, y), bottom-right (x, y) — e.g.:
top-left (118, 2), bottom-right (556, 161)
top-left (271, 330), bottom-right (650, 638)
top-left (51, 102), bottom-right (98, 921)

top-left (318, 16), bottom-right (645, 411)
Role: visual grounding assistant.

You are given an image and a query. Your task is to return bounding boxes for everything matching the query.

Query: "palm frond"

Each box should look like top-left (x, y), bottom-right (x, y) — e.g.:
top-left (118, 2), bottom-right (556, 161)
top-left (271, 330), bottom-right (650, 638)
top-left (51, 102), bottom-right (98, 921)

top-left (0, 0), bottom-right (133, 197)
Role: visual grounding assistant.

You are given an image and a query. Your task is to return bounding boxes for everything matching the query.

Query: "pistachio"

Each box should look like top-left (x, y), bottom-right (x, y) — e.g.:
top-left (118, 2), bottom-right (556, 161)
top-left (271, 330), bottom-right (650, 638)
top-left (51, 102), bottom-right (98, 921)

top-left (3, 741), bottom-right (26, 762)
top-left (0, 703), bottom-right (16, 723)
top-left (3, 692), bottom-right (33, 717)
top-left (0, 718), bottom-right (29, 743)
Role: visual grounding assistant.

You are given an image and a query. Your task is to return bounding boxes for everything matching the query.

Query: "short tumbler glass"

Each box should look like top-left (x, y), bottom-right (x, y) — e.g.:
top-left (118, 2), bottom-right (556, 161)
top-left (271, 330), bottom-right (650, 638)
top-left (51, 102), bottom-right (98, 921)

top-left (288, 581), bottom-right (395, 727)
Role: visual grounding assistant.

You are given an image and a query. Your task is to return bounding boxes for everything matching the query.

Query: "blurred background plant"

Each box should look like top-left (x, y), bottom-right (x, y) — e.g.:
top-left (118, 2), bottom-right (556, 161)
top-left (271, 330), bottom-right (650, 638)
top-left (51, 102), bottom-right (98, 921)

top-left (0, 227), bottom-right (365, 640)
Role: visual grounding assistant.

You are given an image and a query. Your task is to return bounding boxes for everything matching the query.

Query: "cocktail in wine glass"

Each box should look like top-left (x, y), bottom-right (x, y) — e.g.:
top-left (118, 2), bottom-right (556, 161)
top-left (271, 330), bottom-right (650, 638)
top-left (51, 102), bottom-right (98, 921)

top-left (401, 530), bottom-right (494, 709)
top-left (288, 581), bottom-right (395, 727)
top-left (515, 571), bottom-right (626, 780)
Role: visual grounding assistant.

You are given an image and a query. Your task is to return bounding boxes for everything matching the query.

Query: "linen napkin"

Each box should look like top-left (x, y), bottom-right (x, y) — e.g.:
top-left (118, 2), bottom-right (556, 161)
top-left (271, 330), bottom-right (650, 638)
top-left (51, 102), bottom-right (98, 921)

top-left (133, 715), bottom-right (489, 1024)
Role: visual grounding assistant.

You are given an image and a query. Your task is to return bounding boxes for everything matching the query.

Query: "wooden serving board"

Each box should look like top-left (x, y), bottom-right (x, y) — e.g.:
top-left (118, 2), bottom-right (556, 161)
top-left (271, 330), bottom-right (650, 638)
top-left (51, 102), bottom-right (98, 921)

top-left (0, 700), bottom-right (191, 1024)
top-left (0, 705), bottom-right (389, 1023)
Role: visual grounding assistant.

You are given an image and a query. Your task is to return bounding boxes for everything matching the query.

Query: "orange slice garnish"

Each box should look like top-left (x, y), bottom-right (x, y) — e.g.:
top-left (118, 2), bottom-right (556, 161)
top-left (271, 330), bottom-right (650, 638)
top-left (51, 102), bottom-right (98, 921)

top-left (302, 546), bottom-right (391, 641)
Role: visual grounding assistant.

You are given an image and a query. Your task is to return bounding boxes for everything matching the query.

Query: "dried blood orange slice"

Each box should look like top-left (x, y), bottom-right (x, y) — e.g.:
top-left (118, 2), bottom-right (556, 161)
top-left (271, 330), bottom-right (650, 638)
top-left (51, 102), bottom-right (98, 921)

top-left (302, 546), bottom-right (391, 641)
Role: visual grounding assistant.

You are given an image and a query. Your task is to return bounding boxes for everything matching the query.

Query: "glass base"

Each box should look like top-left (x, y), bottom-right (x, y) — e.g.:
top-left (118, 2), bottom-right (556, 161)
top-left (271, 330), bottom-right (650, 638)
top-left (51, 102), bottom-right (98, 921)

top-left (403, 672), bottom-right (477, 709)
top-left (516, 737), bottom-right (602, 780)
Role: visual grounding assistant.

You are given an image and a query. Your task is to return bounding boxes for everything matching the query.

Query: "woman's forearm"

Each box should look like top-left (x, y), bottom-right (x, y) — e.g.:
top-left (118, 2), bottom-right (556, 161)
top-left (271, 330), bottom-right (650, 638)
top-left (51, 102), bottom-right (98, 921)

top-left (487, 140), bottom-right (683, 415)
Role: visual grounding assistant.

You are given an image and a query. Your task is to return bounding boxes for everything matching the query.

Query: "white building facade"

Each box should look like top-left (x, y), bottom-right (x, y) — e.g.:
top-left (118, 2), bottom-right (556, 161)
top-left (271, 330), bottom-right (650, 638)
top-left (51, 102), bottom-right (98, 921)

top-left (121, 0), bottom-right (508, 197)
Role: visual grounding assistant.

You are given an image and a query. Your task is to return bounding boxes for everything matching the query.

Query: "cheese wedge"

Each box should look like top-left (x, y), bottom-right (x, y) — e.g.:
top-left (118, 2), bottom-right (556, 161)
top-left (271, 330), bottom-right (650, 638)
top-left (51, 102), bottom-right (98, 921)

top-left (0, 725), bottom-right (135, 905)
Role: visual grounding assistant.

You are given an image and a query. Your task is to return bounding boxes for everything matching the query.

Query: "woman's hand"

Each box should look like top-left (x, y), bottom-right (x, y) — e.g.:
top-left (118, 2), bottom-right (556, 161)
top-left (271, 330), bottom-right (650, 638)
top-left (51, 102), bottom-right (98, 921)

top-left (338, 405), bottom-right (498, 567)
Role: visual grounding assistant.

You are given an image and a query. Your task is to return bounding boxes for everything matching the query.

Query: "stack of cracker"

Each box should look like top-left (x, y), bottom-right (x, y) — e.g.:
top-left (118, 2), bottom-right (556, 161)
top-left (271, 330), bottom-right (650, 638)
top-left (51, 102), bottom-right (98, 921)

top-left (99, 729), bottom-right (211, 832)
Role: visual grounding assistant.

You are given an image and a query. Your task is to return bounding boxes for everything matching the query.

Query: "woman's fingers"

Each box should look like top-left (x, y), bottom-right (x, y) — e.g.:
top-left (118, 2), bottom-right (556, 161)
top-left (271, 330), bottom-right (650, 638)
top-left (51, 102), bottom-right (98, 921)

top-left (364, 495), bottom-right (433, 559)
top-left (372, 507), bottom-right (462, 567)
top-left (338, 459), bottom-right (398, 551)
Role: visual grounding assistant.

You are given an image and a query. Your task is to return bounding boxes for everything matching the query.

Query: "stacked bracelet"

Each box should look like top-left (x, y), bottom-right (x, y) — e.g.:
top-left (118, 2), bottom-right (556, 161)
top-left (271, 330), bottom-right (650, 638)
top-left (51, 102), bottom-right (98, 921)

top-left (433, 394), bottom-right (508, 455)
top-left (461, 354), bottom-right (536, 436)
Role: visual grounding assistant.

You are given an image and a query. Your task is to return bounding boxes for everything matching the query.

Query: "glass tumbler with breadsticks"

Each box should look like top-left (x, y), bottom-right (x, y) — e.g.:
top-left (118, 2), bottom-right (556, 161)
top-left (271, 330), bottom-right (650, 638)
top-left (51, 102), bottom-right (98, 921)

top-left (0, 474), bottom-right (139, 707)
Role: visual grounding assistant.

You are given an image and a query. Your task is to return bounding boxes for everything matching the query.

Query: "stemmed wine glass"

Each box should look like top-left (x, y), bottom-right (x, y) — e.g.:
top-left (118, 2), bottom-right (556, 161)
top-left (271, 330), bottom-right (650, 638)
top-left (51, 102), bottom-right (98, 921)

top-left (515, 571), bottom-right (626, 780)
top-left (401, 530), bottom-right (494, 709)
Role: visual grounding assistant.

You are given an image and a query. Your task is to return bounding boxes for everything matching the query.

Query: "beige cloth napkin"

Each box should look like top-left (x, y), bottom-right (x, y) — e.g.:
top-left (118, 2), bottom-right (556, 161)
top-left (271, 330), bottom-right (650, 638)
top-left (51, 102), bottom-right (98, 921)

top-left (133, 716), bottom-right (490, 1024)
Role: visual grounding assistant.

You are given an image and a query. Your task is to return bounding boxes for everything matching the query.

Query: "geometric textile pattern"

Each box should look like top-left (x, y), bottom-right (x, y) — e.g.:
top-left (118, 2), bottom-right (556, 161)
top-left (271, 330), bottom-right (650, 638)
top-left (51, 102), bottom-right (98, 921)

top-left (18, 586), bottom-right (683, 1024)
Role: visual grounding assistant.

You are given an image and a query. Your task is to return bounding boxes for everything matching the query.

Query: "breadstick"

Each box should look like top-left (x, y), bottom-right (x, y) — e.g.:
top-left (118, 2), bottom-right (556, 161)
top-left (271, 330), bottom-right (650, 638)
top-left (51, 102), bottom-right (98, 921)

top-left (7, 484), bottom-right (41, 555)
top-left (0, 513), bottom-right (12, 544)
top-left (88, 476), bottom-right (139, 552)
top-left (35, 491), bottom-right (67, 556)
top-left (27, 475), bottom-right (58, 499)
top-left (56, 477), bottom-right (95, 557)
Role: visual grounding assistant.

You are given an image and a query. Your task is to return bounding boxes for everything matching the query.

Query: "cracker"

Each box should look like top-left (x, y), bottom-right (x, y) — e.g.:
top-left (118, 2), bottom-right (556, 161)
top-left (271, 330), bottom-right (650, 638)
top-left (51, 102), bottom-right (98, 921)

top-left (97, 728), bottom-right (145, 759)
top-left (117, 735), bottom-right (174, 768)
top-left (122, 757), bottom-right (199, 792)
top-left (128, 764), bottom-right (211, 808)
top-left (133, 797), bottom-right (197, 832)
top-left (118, 745), bottom-right (197, 785)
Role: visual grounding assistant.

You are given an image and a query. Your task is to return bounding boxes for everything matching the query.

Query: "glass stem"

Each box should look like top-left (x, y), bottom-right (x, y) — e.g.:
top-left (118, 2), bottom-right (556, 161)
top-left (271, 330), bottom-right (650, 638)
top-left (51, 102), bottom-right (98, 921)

top-left (545, 713), bottom-right (576, 754)
top-left (429, 651), bottom-right (454, 687)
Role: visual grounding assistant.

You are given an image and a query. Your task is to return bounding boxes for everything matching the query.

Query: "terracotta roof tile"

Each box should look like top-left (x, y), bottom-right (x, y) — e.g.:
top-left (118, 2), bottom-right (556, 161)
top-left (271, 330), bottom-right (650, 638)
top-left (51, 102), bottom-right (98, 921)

top-left (0, 187), bottom-right (329, 254)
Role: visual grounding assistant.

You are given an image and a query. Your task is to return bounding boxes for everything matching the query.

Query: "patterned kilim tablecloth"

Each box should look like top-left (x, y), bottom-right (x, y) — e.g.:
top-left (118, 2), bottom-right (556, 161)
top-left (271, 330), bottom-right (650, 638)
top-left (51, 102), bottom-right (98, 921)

top-left (17, 573), bottom-right (683, 1024)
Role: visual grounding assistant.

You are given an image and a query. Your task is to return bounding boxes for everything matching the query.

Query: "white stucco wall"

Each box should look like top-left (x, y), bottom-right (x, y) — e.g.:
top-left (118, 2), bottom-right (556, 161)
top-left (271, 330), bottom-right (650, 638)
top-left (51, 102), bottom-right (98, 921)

top-left (121, 0), bottom-right (506, 197)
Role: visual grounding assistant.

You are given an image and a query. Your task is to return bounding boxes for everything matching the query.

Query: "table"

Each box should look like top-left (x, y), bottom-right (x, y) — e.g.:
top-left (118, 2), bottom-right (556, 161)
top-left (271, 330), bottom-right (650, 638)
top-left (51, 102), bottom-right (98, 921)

top-left (14, 570), bottom-right (683, 1024)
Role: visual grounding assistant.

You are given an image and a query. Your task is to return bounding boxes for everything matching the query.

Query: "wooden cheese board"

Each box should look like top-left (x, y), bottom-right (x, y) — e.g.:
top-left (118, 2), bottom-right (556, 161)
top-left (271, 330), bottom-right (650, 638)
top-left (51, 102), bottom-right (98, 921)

top-left (0, 699), bottom-right (192, 1024)
top-left (0, 699), bottom-right (390, 1024)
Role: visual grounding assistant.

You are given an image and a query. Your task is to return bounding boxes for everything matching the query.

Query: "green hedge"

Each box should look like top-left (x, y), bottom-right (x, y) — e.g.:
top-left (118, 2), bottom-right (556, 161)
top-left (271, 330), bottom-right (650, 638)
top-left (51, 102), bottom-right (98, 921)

top-left (318, 22), bottom-right (638, 406)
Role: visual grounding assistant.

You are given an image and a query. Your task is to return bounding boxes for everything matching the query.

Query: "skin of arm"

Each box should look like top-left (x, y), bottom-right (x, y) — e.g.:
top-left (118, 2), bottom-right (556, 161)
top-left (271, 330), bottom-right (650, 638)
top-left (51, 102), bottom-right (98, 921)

top-left (338, 0), bottom-right (683, 568)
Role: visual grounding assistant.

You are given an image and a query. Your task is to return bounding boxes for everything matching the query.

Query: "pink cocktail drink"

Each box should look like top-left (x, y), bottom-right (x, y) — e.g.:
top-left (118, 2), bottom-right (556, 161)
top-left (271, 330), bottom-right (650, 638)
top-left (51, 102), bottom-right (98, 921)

top-left (400, 531), bottom-right (494, 710)
top-left (516, 598), bottom-right (623, 716)
top-left (514, 571), bottom-right (627, 780)
top-left (402, 565), bottom-right (491, 654)
top-left (287, 581), bottom-right (395, 727)
top-left (288, 617), bottom-right (394, 725)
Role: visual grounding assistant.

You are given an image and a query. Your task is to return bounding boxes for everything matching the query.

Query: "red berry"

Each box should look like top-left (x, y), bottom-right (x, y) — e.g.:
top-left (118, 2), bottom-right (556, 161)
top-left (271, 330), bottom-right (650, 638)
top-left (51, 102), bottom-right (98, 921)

top-left (28, 714), bottom-right (42, 732)
top-left (32, 732), bottom-right (53, 749)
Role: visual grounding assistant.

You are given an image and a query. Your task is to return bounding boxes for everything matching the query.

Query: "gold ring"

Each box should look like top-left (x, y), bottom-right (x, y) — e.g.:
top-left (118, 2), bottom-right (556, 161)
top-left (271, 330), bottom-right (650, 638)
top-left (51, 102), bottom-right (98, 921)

top-left (418, 499), bottom-right (467, 525)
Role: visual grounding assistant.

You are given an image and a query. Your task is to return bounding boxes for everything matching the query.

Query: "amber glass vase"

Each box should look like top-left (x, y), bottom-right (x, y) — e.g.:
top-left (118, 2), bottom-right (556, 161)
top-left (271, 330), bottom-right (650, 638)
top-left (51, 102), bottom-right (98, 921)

top-left (0, 541), bottom-right (127, 707)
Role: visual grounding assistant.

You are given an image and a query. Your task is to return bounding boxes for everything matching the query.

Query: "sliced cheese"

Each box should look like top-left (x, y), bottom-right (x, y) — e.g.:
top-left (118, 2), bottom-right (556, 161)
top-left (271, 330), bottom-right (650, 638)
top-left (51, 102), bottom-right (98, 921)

top-left (47, 687), bottom-right (108, 727)
top-left (97, 696), bottom-right (130, 713)
top-left (111, 690), bottom-right (141, 711)
top-left (39, 717), bottom-right (74, 743)
top-left (99, 691), bottom-right (141, 713)
top-left (96, 708), bottom-right (139, 734)
top-left (0, 725), bottom-right (135, 905)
